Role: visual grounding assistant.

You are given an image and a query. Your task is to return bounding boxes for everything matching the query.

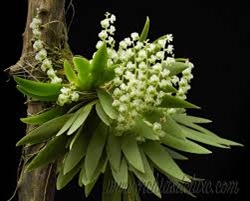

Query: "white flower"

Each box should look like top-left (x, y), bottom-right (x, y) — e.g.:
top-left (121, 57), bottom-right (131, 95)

top-left (147, 43), bottom-right (156, 52)
top-left (35, 49), bottom-right (47, 61)
top-left (134, 41), bottom-right (143, 50)
top-left (41, 59), bottom-right (52, 71)
top-left (118, 104), bottom-right (128, 112)
top-left (71, 91), bottom-right (79, 102)
top-left (159, 79), bottom-right (171, 88)
top-left (153, 122), bottom-right (162, 132)
top-left (120, 83), bottom-right (128, 91)
top-left (108, 25), bottom-right (116, 35)
top-left (112, 100), bottom-right (120, 107)
top-left (113, 77), bottom-right (122, 86)
top-left (124, 71), bottom-right (135, 80)
top-left (119, 41), bottom-right (127, 49)
top-left (57, 94), bottom-right (70, 106)
top-left (147, 86), bottom-right (156, 94)
top-left (126, 61), bottom-right (136, 70)
top-left (47, 68), bottom-right (57, 78)
top-left (149, 74), bottom-right (159, 83)
top-left (96, 41), bottom-right (104, 49)
top-left (179, 78), bottom-right (188, 86)
top-left (30, 18), bottom-right (42, 29)
top-left (166, 34), bottom-right (173, 42)
top-left (33, 40), bottom-right (43, 51)
top-left (166, 45), bottom-right (174, 54)
top-left (131, 32), bottom-right (139, 41)
top-left (32, 28), bottom-right (41, 38)
top-left (119, 94), bottom-right (130, 102)
top-left (101, 19), bottom-right (110, 28)
top-left (114, 67), bottom-right (124, 75)
top-left (51, 76), bottom-right (62, 84)
top-left (138, 61), bottom-right (147, 70)
top-left (156, 51), bottom-right (165, 60)
top-left (110, 14), bottom-right (116, 23)
top-left (61, 87), bottom-right (71, 94)
top-left (171, 76), bottom-right (179, 85)
top-left (165, 57), bottom-right (175, 64)
top-left (161, 68), bottom-right (170, 77)
top-left (148, 55), bottom-right (157, 64)
top-left (182, 68), bottom-right (192, 76)
top-left (138, 50), bottom-right (147, 59)
top-left (124, 38), bottom-right (132, 46)
top-left (98, 30), bottom-right (108, 39)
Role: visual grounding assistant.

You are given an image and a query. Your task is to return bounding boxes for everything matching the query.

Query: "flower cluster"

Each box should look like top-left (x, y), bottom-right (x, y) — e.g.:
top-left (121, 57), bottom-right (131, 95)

top-left (57, 86), bottom-right (80, 106)
top-left (30, 9), bottom-right (62, 84)
top-left (96, 13), bottom-right (194, 135)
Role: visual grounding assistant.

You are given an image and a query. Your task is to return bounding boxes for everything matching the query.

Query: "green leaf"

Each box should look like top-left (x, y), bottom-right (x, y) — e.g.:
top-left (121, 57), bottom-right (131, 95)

top-left (142, 141), bottom-right (190, 182)
top-left (139, 16), bottom-right (150, 42)
top-left (17, 86), bottom-right (58, 101)
top-left (162, 114), bottom-right (185, 140)
top-left (63, 126), bottom-right (88, 174)
top-left (56, 162), bottom-right (82, 190)
top-left (173, 114), bottom-right (243, 146)
top-left (106, 132), bottom-right (121, 172)
top-left (64, 60), bottom-right (78, 86)
top-left (97, 64), bottom-right (118, 86)
top-left (27, 135), bottom-right (67, 171)
top-left (17, 114), bottom-right (72, 146)
top-left (73, 57), bottom-right (92, 90)
top-left (91, 43), bottom-right (108, 86)
top-left (56, 109), bottom-right (82, 136)
top-left (158, 84), bottom-right (178, 93)
top-left (121, 135), bottom-right (144, 173)
top-left (67, 101), bottom-right (95, 135)
top-left (111, 157), bottom-right (128, 189)
top-left (181, 126), bottom-right (229, 148)
top-left (97, 89), bottom-right (118, 119)
top-left (131, 149), bottom-right (161, 198)
top-left (96, 102), bottom-right (111, 126)
top-left (85, 123), bottom-right (108, 179)
top-left (161, 133), bottom-right (212, 154)
top-left (158, 94), bottom-right (199, 109)
top-left (21, 107), bottom-right (67, 125)
top-left (14, 76), bottom-right (62, 96)
top-left (181, 115), bottom-right (212, 123)
top-left (84, 178), bottom-right (98, 197)
top-left (163, 62), bottom-right (189, 76)
top-left (134, 118), bottom-right (159, 140)
top-left (165, 147), bottom-right (188, 160)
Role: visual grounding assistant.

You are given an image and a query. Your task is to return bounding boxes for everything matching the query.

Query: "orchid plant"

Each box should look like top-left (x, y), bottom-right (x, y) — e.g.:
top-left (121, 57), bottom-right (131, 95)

top-left (14, 11), bottom-right (242, 200)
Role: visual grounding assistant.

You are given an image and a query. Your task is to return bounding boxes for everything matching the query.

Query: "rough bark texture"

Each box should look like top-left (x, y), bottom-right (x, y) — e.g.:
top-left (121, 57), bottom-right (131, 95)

top-left (10, 0), bottom-right (67, 201)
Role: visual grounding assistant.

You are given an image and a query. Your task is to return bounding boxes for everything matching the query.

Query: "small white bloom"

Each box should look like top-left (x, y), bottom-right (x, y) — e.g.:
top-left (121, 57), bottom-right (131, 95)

top-left (120, 83), bottom-right (128, 91)
top-left (171, 76), bottom-right (179, 85)
top-left (159, 79), bottom-right (171, 88)
top-left (124, 71), bottom-right (135, 80)
top-left (108, 25), bottom-right (116, 35)
top-left (33, 40), bottom-right (43, 51)
top-left (47, 68), bottom-right (57, 78)
top-left (113, 77), bottom-right (122, 86)
top-left (101, 19), bottom-right (110, 28)
top-left (41, 58), bottom-right (52, 71)
top-left (107, 36), bottom-right (114, 45)
top-left (98, 30), bottom-right (108, 39)
top-left (35, 49), bottom-right (47, 61)
top-left (110, 14), bottom-right (116, 23)
top-left (57, 94), bottom-right (70, 106)
top-left (167, 108), bottom-right (177, 115)
top-left (152, 63), bottom-right (162, 73)
top-left (182, 68), bottom-right (192, 76)
top-left (113, 88), bottom-right (122, 97)
top-left (132, 99), bottom-right (142, 107)
top-left (60, 87), bottom-right (71, 94)
top-left (161, 68), bottom-right (170, 77)
top-left (165, 57), bottom-right (175, 64)
top-left (153, 122), bottom-right (162, 132)
top-left (149, 74), bottom-right (159, 83)
top-left (148, 55), bottom-right (157, 64)
top-left (138, 61), bottom-right (147, 70)
top-left (131, 32), bottom-right (139, 41)
top-left (96, 41), bottom-right (104, 49)
top-left (30, 18), bottom-right (42, 29)
top-left (51, 76), bottom-right (62, 84)
top-left (114, 67), bottom-right (124, 75)
top-left (118, 104), bottom-right (128, 112)
top-left (187, 61), bottom-right (194, 69)
top-left (166, 34), bottom-right (173, 42)
top-left (166, 45), bottom-right (174, 54)
top-left (179, 78), bottom-right (188, 87)
top-left (71, 91), bottom-right (79, 102)
top-left (156, 51), bottom-right (165, 60)
top-left (119, 41), bottom-right (127, 49)
top-left (134, 41), bottom-right (143, 50)
top-left (112, 100), bottom-right (120, 107)
top-left (147, 86), bottom-right (156, 94)
top-left (138, 50), bottom-right (147, 59)
top-left (124, 38), bottom-right (132, 46)
top-left (147, 43), bottom-right (156, 52)
top-left (32, 28), bottom-right (41, 38)
top-left (119, 94), bottom-right (130, 102)
top-left (126, 61), bottom-right (136, 70)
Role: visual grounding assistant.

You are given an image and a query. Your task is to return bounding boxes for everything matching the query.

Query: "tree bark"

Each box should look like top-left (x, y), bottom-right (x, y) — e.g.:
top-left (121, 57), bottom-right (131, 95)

top-left (10, 0), bottom-right (67, 201)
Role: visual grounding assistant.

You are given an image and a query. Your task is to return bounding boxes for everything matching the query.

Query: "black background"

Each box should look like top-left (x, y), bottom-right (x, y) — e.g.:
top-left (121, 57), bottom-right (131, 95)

top-left (0, 0), bottom-right (249, 201)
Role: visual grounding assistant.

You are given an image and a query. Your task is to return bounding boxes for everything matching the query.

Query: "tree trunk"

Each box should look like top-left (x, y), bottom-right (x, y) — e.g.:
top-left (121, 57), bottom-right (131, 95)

top-left (9, 0), bottom-right (67, 201)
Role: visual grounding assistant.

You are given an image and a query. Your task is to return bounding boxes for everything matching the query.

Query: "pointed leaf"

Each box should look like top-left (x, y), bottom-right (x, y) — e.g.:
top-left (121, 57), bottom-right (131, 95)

top-left (17, 114), bottom-right (72, 146)
top-left (162, 114), bottom-right (185, 140)
top-left (84, 178), bottom-right (98, 197)
top-left (27, 135), bottom-right (67, 171)
top-left (139, 16), bottom-right (150, 42)
top-left (142, 141), bottom-right (190, 182)
top-left (97, 89), bottom-right (118, 119)
top-left (56, 162), bottom-right (82, 190)
top-left (21, 107), bottom-right (67, 125)
top-left (96, 101), bottom-right (111, 126)
top-left (17, 86), bottom-right (58, 101)
top-left (106, 132), bottom-right (121, 172)
top-left (111, 157), bottom-right (128, 189)
top-left (134, 118), bottom-right (159, 140)
top-left (182, 115), bottom-right (212, 123)
top-left (67, 101), bottom-right (95, 135)
top-left (91, 43), bottom-right (108, 82)
top-left (64, 126), bottom-right (88, 174)
top-left (85, 123), bottom-right (108, 179)
top-left (161, 133), bottom-right (212, 154)
top-left (165, 147), bottom-right (188, 160)
top-left (163, 62), bottom-right (189, 76)
top-left (64, 60), bottom-right (78, 85)
top-left (14, 76), bottom-right (62, 96)
top-left (158, 94), bottom-right (199, 109)
top-left (131, 149), bottom-right (161, 198)
top-left (122, 135), bottom-right (144, 173)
